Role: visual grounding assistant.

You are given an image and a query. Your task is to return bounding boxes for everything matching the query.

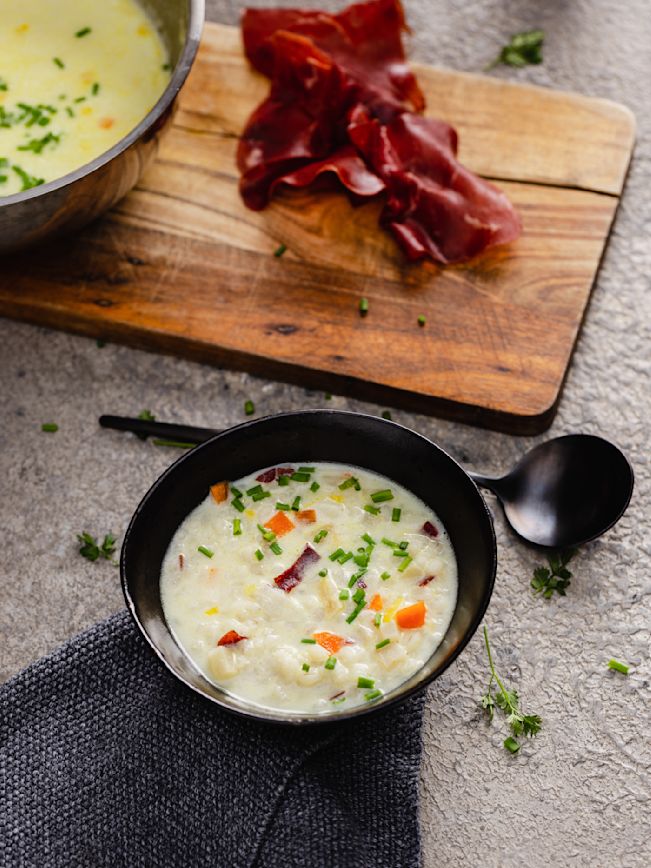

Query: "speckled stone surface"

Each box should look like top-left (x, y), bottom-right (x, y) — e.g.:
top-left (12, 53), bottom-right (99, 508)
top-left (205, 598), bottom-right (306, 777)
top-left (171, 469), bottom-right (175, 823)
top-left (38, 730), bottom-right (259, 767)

top-left (1, 1), bottom-right (650, 865)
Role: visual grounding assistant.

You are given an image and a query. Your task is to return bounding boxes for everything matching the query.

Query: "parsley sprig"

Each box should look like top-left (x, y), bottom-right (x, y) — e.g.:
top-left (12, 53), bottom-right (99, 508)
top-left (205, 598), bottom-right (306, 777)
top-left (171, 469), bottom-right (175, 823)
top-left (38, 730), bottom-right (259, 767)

top-left (486, 30), bottom-right (544, 71)
top-left (480, 627), bottom-right (542, 753)
top-left (531, 549), bottom-right (575, 599)
top-left (78, 532), bottom-right (117, 563)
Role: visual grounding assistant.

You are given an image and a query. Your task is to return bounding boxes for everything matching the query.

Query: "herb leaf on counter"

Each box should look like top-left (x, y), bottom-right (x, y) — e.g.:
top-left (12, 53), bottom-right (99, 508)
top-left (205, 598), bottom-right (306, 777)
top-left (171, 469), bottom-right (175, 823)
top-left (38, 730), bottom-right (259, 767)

top-left (78, 532), bottom-right (117, 563)
top-left (138, 409), bottom-right (156, 421)
top-left (486, 30), bottom-right (544, 71)
top-left (480, 626), bottom-right (542, 753)
top-left (531, 549), bottom-right (575, 599)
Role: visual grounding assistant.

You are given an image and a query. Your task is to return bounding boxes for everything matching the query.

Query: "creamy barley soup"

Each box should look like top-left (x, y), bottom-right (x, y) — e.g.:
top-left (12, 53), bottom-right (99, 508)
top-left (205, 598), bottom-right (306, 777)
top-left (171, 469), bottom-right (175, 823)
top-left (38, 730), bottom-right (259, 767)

top-left (0, 0), bottom-right (170, 196)
top-left (161, 463), bottom-right (458, 714)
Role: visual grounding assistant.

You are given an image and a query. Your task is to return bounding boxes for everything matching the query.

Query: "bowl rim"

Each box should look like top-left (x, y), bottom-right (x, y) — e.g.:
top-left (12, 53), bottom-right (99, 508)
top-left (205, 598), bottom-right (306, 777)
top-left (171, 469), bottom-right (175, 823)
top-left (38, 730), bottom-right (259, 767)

top-left (121, 409), bottom-right (497, 724)
top-left (0, 0), bottom-right (205, 208)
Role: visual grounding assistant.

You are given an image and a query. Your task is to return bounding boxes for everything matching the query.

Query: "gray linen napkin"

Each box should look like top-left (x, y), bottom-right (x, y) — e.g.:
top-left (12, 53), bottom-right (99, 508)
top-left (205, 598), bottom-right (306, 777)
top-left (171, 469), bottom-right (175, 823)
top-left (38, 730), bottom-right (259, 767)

top-left (1, 611), bottom-right (425, 867)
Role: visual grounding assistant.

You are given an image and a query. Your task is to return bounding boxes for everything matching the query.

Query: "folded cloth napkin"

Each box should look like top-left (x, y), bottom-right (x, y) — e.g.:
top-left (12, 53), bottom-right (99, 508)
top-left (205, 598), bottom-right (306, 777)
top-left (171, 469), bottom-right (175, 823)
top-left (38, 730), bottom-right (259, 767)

top-left (1, 611), bottom-right (425, 868)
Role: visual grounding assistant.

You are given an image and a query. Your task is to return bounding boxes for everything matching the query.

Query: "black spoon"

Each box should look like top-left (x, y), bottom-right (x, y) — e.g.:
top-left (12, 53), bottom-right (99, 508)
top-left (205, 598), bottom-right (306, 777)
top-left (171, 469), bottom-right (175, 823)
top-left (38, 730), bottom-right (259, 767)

top-left (99, 416), bottom-right (633, 549)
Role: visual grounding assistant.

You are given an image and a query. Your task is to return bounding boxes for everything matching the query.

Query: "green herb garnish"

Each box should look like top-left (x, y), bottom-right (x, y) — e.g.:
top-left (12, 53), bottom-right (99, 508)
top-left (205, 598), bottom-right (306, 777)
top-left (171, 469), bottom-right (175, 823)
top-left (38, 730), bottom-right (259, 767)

top-left (417, 315), bottom-right (426, 327)
top-left (375, 638), bottom-right (391, 649)
top-left (531, 549), bottom-right (575, 599)
top-left (291, 495), bottom-right (301, 511)
top-left (359, 297), bottom-right (369, 316)
top-left (41, 422), bottom-right (58, 432)
top-left (138, 409), bottom-right (156, 421)
top-left (371, 489), bottom-right (393, 503)
top-left (277, 475), bottom-right (290, 486)
top-left (291, 471), bottom-right (311, 482)
top-left (273, 243), bottom-right (287, 258)
top-left (276, 501), bottom-right (290, 511)
top-left (151, 438), bottom-right (194, 449)
top-left (319, 569), bottom-right (328, 577)
top-left (314, 529), bottom-right (328, 544)
top-left (339, 589), bottom-right (350, 601)
top-left (339, 476), bottom-right (361, 491)
top-left (381, 410), bottom-right (392, 420)
top-left (380, 571), bottom-right (391, 581)
top-left (365, 689), bottom-right (383, 701)
top-left (244, 399), bottom-right (255, 416)
top-left (233, 518), bottom-right (242, 536)
top-left (298, 466), bottom-right (315, 473)
top-left (373, 613), bottom-right (382, 628)
top-left (75, 27), bottom-right (92, 38)
top-left (197, 545), bottom-right (214, 558)
top-left (608, 658), bottom-right (629, 675)
top-left (231, 498), bottom-right (245, 513)
top-left (486, 30), bottom-right (544, 70)
top-left (391, 508), bottom-right (401, 522)
top-left (357, 676), bottom-right (375, 689)
top-left (302, 663), bottom-right (310, 672)
top-left (77, 532), bottom-right (117, 563)
top-left (270, 541), bottom-right (283, 555)
top-left (12, 165), bottom-right (44, 191)
top-left (310, 481), bottom-right (320, 492)
top-left (329, 547), bottom-right (345, 561)
top-left (91, 82), bottom-right (100, 96)
top-left (324, 656), bottom-right (337, 670)
top-left (254, 548), bottom-right (264, 561)
top-left (53, 58), bottom-right (65, 69)
top-left (397, 555), bottom-right (412, 572)
top-left (480, 626), bottom-right (542, 754)
top-left (363, 505), bottom-right (381, 515)
top-left (301, 638), bottom-right (316, 644)
top-left (346, 600), bottom-right (366, 624)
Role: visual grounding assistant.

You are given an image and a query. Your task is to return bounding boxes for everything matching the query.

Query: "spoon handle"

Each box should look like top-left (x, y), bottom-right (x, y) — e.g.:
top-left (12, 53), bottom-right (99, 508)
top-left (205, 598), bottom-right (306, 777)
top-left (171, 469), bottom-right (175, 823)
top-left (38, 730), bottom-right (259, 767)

top-left (99, 415), bottom-right (220, 444)
top-left (467, 471), bottom-right (501, 494)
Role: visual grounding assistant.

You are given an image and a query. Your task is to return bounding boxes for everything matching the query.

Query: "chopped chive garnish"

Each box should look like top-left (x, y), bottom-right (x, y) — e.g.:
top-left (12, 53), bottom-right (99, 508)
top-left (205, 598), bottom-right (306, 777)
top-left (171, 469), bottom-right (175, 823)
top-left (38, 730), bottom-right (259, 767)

top-left (254, 549), bottom-right (264, 561)
top-left (233, 518), bottom-right (242, 536)
top-left (352, 587), bottom-right (366, 604)
top-left (298, 466), bottom-right (315, 473)
top-left (371, 489), bottom-right (394, 503)
top-left (53, 58), bottom-right (65, 69)
top-left (357, 676), bottom-right (375, 689)
top-left (276, 501), bottom-right (290, 510)
top-left (382, 537), bottom-right (398, 548)
top-left (346, 601), bottom-right (367, 624)
top-left (374, 613), bottom-right (382, 627)
top-left (291, 471), bottom-right (311, 482)
top-left (503, 736), bottom-right (520, 754)
top-left (332, 696), bottom-right (346, 704)
top-left (232, 498), bottom-right (245, 513)
top-left (310, 481), bottom-right (320, 492)
top-left (318, 569), bottom-right (328, 577)
top-left (339, 477), bottom-right (361, 491)
top-left (608, 658), bottom-right (629, 675)
top-left (66, 107), bottom-right (74, 117)
top-left (359, 297), bottom-right (369, 316)
top-left (324, 656), bottom-right (337, 670)
top-left (353, 552), bottom-right (370, 568)
top-left (418, 315), bottom-right (426, 327)
top-left (246, 485), bottom-right (263, 496)
top-left (362, 533), bottom-right (376, 546)
top-left (338, 551), bottom-right (353, 564)
top-left (278, 475), bottom-right (290, 486)
top-left (364, 504), bottom-right (381, 515)
top-left (251, 490), bottom-right (271, 502)
top-left (291, 496), bottom-right (301, 511)
top-left (392, 508), bottom-right (401, 522)
top-left (270, 541), bottom-right (283, 555)
top-left (244, 400), bottom-right (255, 416)
top-left (301, 638), bottom-right (317, 644)
top-left (273, 243), bottom-right (287, 258)
top-left (365, 689), bottom-right (383, 702)
top-left (257, 524), bottom-right (276, 542)
top-left (314, 529), bottom-right (328, 544)
top-left (329, 547), bottom-right (345, 561)
top-left (398, 555), bottom-right (413, 572)
top-left (380, 571), bottom-right (391, 581)
top-left (41, 423), bottom-right (58, 432)
top-left (152, 439), bottom-right (194, 448)
top-left (339, 589), bottom-right (350, 600)
top-left (197, 545), bottom-right (214, 558)
top-left (302, 663), bottom-right (310, 672)
top-left (376, 638), bottom-right (391, 649)
top-left (74, 96), bottom-right (86, 103)
top-left (230, 486), bottom-right (243, 498)
top-left (348, 569), bottom-right (367, 588)
top-left (75, 27), bottom-right (92, 38)
top-left (381, 410), bottom-right (392, 420)
top-left (394, 547), bottom-right (407, 555)
top-left (91, 82), bottom-right (100, 95)
top-left (398, 541), bottom-right (409, 550)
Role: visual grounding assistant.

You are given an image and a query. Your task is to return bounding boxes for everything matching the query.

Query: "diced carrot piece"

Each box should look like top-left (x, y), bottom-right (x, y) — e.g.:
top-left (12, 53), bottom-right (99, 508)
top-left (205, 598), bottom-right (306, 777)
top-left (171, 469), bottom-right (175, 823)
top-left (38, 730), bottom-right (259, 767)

top-left (395, 600), bottom-right (426, 629)
top-left (314, 632), bottom-right (345, 654)
top-left (264, 511), bottom-right (296, 537)
top-left (296, 509), bottom-right (317, 524)
top-left (210, 481), bottom-right (229, 503)
top-left (217, 630), bottom-right (247, 646)
top-left (369, 594), bottom-right (383, 611)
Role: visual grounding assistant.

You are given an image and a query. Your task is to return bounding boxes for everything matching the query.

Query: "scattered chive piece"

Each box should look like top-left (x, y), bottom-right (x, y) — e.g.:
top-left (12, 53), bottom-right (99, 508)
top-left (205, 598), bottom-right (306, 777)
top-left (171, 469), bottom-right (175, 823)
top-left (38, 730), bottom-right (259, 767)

top-left (371, 489), bottom-right (394, 503)
top-left (197, 545), bottom-right (214, 558)
top-left (53, 58), bottom-right (65, 69)
top-left (252, 490), bottom-right (271, 502)
top-left (504, 737), bottom-right (520, 754)
top-left (270, 541), bottom-right (283, 555)
top-left (318, 569), bottom-right (328, 577)
top-left (91, 82), bottom-right (100, 95)
top-left (276, 501), bottom-right (290, 511)
top-left (254, 548), bottom-right (264, 561)
top-left (162, 62), bottom-right (172, 71)
top-left (291, 471), bottom-right (311, 482)
top-left (291, 496), bottom-right (301, 511)
top-left (273, 243), bottom-right (287, 258)
top-left (381, 410), bottom-right (392, 420)
top-left (332, 696), bottom-right (346, 705)
top-left (374, 613), bottom-right (382, 627)
top-left (298, 466), bottom-right (315, 473)
top-left (278, 475), bottom-right (291, 486)
top-left (246, 484), bottom-right (263, 496)
top-left (302, 663), bottom-right (310, 672)
top-left (380, 571), bottom-right (391, 581)
top-left (338, 551), bottom-right (353, 564)
top-left (346, 601), bottom-right (367, 624)
top-left (382, 537), bottom-right (398, 548)
top-left (244, 400), bottom-right (255, 416)
top-left (352, 587), bottom-right (366, 604)
top-left (233, 518), bottom-right (242, 536)
top-left (231, 486), bottom-right (243, 498)
top-left (365, 689), bottom-right (383, 701)
top-left (348, 569), bottom-right (366, 588)
top-left (75, 27), bottom-right (92, 38)
top-left (339, 589), bottom-right (350, 601)
top-left (314, 529), bottom-right (328, 544)
top-left (418, 315), bottom-right (426, 327)
top-left (357, 676), bottom-right (375, 689)
top-left (339, 477), bottom-right (361, 491)
top-left (310, 481), bottom-right (320, 492)
top-left (362, 533), bottom-right (376, 546)
top-left (364, 505), bottom-right (381, 515)
top-left (329, 547), bottom-right (345, 561)
top-left (398, 541), bottom-right (409, 550)
top-left (376, 638), bottom-right (391, 649)
top-left (152, 438), bottom-right (194, 448)
top-left (232, 498), bottom-right (245, 513)
top-left (398, 555), bottom-right (413, 572)
top-left (301, 638), bottom-right (317, 644)
top-left (324, 656), bottom-right (337, 670)
top-left (608, 658), bottom-right (629, 675)
top-left (392, 508), bottom-right (401, 522)
top-left (41, 423), bottom-right (58, 432)
top-left (359, 297), bottom-right (369, 316)
top-left (138, 409), bottom-right (155, 422)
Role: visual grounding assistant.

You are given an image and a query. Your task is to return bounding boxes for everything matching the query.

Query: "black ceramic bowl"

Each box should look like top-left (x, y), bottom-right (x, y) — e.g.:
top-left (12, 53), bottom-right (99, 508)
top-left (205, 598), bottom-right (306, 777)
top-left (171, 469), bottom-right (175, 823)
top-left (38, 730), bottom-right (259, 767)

top-left (121, 411), bottom-right (497, 724)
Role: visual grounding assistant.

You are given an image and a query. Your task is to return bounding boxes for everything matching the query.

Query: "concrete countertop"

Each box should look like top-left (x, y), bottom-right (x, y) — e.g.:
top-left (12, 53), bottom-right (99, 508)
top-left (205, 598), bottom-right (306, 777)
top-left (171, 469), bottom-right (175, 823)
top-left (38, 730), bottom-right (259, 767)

top-left (1, 1), bottom-right (649, 865)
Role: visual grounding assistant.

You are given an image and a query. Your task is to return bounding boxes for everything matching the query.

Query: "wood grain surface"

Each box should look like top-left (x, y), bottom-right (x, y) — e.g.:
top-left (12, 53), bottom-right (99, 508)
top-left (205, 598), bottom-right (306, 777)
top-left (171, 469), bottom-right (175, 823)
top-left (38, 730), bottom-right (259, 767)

top-left (0, 23), bottom-right (635, 433)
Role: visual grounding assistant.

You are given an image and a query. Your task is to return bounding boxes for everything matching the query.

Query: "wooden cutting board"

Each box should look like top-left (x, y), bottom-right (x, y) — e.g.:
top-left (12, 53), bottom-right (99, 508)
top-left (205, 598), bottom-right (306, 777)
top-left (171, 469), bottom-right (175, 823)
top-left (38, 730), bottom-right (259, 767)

top-left (0, 23), bottom-right (635, 433)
